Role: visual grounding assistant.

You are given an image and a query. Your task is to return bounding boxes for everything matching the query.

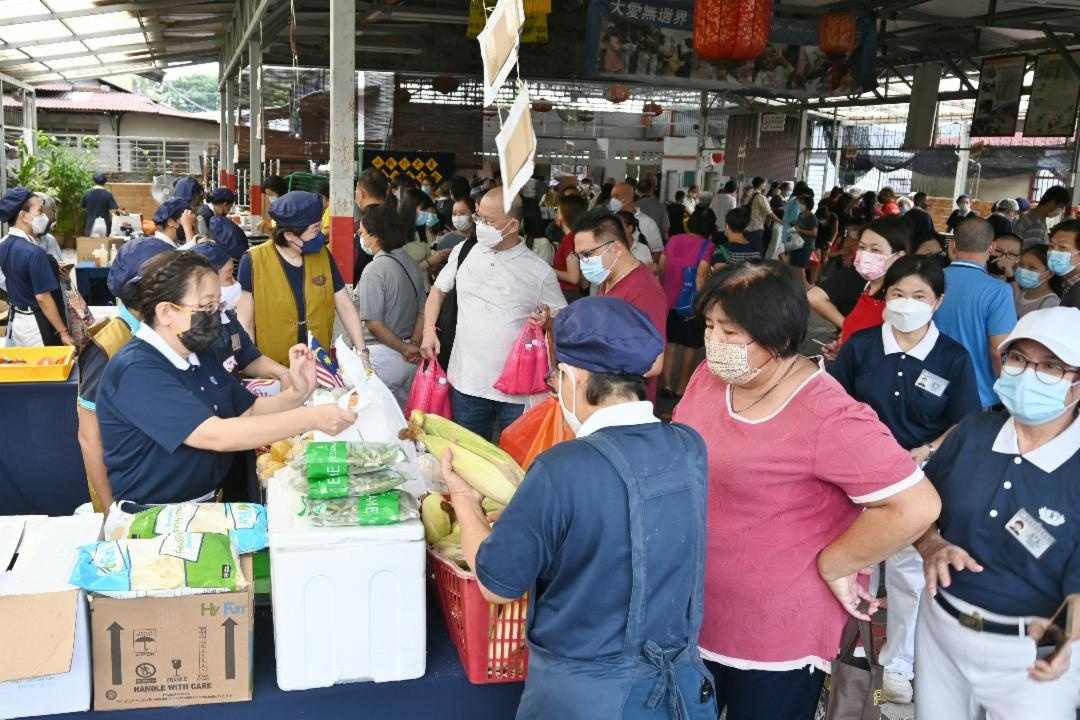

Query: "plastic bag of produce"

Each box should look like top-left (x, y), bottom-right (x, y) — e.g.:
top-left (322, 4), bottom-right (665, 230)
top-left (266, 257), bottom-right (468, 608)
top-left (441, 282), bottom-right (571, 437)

top-left (293, 466), bottom-right (410, 500)
top-left (122, 502), bottom-right (269, 554)
top-left (290, 440), bottom-right (406, 478)
top-left (70, 532), bottom-right (245, 596)
top-left (300, 490), bottom-right (419, 527)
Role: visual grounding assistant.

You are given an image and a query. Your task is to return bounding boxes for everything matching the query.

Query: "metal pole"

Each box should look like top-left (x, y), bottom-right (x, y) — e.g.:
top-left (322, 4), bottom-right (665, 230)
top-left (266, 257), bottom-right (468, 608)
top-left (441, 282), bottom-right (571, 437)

top-left (833, 107), bottom-right (842, 191)
top-left (330, 0), bottom-right (357, 283)
top-left (1, 78), bottom-right (7, 200)
top-left (696, 91), bottom-right (708, 190)
top-left (795, 106), bottom-right (809, 182)
top-left (1070, 121), bottom-right (1080, 206)
top-left (954, 120), bottom-right (971, 201)
top-left (248, 37), bottom-right (264, 216)
top-left (227, 75), bottom-right (238, 191)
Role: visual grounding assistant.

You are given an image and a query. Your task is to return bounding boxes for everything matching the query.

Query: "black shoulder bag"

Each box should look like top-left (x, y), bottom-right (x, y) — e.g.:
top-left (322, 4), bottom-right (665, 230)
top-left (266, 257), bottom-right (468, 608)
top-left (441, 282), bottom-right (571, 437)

top-left (435, 238), bottom-right (477, 369)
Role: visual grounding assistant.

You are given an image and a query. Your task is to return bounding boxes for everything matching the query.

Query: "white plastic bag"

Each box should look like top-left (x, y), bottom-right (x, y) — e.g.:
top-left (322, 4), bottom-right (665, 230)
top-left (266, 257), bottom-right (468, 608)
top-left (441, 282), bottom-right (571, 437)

top-left (312, 337), bottom-right (408, 445)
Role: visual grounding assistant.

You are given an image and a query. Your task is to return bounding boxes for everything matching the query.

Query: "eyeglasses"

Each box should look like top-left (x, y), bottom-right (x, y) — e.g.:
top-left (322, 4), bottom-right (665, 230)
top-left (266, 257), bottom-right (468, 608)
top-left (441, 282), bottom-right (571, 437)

top-left (991, 248), bottom-right (1021, 260)
top-left (1001, 349), bottom-right (1078, 384)
top-left (572, 239), bottom-right (615, 261)
top-left (172, 302), bottom-right (221, 315)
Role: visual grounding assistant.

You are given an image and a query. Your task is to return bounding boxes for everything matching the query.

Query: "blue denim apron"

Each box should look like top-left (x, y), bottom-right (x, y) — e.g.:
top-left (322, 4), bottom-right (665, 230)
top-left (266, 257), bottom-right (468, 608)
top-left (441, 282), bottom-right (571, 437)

top-left (515, 427), bottom-right (717, 720)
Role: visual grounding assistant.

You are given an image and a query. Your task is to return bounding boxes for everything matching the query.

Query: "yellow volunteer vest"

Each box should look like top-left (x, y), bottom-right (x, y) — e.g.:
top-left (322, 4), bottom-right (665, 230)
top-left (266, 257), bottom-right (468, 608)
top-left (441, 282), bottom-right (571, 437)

top-left (250, 241), bottom-right (335, 365)
top-left (84, 316), bottom-right (135, 512)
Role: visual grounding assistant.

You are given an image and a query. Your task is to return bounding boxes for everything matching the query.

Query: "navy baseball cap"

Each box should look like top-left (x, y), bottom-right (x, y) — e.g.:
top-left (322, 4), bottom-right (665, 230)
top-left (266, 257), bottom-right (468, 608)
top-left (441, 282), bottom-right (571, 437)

top-left (269, 191), bottom-right (322, 230)
top-left (209, 187), bottom-right (236, 205)
top-left (1016, 197), bottom-right (1031, 212)
top-left (173, 177), bottom-right (203, 203)
top-left (0, 187), bottom-right (33, 223)
top-left (93, 173), bottom-right (108, 185)
top-left (108, 236), bottom-right (174, 298)
top-left (190, 240), bottom-right (230, 271)
top-left (553, 296), bottom-right (663, 377)
top-left (153, 197), bottom-right (189, 225)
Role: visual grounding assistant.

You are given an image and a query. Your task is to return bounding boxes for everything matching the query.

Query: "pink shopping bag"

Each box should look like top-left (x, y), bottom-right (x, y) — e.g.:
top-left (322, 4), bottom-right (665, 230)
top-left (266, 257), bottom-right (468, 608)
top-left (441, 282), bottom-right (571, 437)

top-left (493, 322), bottom-right (550, 396)
top-left (405, 357), bottom-right (453, 418)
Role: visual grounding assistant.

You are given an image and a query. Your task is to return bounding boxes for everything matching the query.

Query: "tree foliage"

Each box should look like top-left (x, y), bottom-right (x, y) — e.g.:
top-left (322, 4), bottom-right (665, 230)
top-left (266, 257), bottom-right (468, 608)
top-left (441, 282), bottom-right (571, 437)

top-left (10, 132), bottom-right (98, 238)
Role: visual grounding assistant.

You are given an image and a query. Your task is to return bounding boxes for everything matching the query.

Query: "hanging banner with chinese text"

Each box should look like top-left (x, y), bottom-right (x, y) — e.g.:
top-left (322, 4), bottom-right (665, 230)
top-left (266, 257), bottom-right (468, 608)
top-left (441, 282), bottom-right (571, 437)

top-left (1024, 52), bottom-right (1080, 138)
top-left (970, 55), bottom-right (1026, 137)
top-left (583, 0), bottom-right (876, 97)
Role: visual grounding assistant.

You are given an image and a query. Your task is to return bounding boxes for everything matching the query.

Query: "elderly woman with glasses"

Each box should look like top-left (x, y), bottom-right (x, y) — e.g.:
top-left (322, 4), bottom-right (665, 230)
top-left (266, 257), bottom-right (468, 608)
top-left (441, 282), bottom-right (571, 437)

top-left (914, 306), bottom-right (1080, 720)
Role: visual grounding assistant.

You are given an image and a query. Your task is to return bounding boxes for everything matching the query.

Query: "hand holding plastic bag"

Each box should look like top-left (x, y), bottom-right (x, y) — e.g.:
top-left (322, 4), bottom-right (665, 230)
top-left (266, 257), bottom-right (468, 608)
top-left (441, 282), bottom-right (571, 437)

top-left (405, 357), bottom-right (453, 418)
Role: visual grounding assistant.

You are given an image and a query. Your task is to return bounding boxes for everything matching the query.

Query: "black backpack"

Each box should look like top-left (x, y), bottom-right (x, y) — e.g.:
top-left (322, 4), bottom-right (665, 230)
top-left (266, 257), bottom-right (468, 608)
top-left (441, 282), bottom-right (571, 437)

top-left (436, 238), bottom-right (477, 369)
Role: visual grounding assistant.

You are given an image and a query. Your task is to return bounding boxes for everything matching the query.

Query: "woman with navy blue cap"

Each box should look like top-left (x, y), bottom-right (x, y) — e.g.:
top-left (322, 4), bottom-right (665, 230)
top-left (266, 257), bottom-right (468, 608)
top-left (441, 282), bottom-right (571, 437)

top-left (190, 240), bottom-right (287, 383)
top-left (151, 197), bottom-right (196, 250)
top-left (78, 235), bottom-right (176, 510)
top-left (442, 296), bottom-right (717, 720)
top-left (95, 250), bottom-right (357, 505)
top-left (0, 187), bottom-right (70, 347)
top-left (914, 306), bottom-right (1080, 719)
top-left (829, 253), bottom-right (982, 704)
top-left (207, 186), bottom-right (249, 264)
top-left (236, 191), bottom-right (368, 366)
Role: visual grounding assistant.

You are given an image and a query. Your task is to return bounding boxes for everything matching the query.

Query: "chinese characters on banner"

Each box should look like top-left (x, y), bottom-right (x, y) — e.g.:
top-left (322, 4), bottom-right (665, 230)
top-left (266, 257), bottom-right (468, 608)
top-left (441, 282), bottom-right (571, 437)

top-left (1024, 52), bottom-right (1080, 138)
top-left (583, 0), bottom-right (877, 98)
top-left (970, 55), bottom-right (1027, 137)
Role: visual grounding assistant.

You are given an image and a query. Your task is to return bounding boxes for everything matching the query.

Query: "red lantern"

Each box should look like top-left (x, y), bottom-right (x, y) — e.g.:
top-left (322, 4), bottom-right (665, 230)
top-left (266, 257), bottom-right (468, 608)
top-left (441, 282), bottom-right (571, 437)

top-left (532, 99), bottom-right (553, 113)
top-left (694, 0), bottom-right (773, 62)
top-left (642, 101), bottom-right (663, 117)
top-left (605, 84), bottom-right (631, 104)
top-left (819, 12), bottom-right (856, 56)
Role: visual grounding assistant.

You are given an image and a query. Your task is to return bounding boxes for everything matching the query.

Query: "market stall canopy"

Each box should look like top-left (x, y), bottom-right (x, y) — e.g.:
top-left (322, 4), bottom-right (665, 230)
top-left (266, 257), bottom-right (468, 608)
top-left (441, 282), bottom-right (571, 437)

top-left (0, 0), bottom-right (1076, 96)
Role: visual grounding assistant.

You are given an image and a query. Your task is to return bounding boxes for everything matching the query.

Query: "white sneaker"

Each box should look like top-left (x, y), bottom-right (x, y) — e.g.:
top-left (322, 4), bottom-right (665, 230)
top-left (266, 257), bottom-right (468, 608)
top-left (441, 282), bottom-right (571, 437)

top-left (882, 671), bottom-right (913, 704)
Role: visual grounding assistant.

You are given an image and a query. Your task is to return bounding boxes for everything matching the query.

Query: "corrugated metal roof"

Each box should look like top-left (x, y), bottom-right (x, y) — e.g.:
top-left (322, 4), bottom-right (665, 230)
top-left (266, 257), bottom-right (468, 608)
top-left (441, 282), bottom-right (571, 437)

top-left (1, 85), bottom-right (215, 122)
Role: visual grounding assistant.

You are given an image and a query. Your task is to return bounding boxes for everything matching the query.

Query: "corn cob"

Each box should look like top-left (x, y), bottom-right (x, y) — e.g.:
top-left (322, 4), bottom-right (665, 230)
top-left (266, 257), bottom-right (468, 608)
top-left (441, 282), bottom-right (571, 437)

top-left (421, 493), bottom-right (453, 545)
top-left (404, 410), bottom-right (524, 504)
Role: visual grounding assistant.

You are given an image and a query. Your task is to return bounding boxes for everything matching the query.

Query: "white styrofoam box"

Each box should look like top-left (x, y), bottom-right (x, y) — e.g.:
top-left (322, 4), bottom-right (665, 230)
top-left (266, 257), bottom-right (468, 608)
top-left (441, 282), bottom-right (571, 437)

top-left (0, 514), bottom-right (104, 720)
top-left (266, 475), bottom-right (426, 690)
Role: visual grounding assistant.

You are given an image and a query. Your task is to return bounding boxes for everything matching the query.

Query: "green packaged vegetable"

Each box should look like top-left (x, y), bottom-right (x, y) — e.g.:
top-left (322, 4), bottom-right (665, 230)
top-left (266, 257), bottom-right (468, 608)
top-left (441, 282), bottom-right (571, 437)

top-left (294, 466), bottom-right (409, 499)
top-left (300, 490), bottom-right (419, 527)
top-left (294, 441), bottom-right (406, 479)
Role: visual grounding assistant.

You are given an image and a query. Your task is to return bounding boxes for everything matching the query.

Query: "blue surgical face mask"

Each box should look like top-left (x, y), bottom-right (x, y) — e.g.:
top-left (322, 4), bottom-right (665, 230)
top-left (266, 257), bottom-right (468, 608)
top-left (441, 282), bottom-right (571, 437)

top-left (994, 369), bottom-right (1079, 426)
top-left (608, 198), bottom-right (624, 213)
top-left (580, 251), bottom-right (612, 285)
top-left (416, 211), bottom-right (435, 228)
top-left (359, 235), bottom-right (375, 256)
top-left (117, 300), bottom-right (141, 333)
top-left (1014, 267), bottom-right (1044, 290)
top-left (301, 231), bottom-right (327, 254)
top-left (1047, 249), bottom-right (1077, 276)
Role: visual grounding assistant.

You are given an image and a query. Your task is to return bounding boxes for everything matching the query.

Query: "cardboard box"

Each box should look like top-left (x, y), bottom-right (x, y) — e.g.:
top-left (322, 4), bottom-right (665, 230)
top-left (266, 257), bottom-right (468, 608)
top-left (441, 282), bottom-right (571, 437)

top-left (76, 236), bottom-right (125, 264)
top-left (0, 513), bottom-right (105, 720)
top-left (89, 556), bottom-right (254, 712)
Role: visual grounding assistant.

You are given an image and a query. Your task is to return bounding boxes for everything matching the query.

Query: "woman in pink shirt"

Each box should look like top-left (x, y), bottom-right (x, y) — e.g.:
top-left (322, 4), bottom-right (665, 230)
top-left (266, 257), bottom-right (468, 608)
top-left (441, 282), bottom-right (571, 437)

top-left (659, 206), bottom-right (716, 397)
top-left (673, 261), bottom-right (941, 720)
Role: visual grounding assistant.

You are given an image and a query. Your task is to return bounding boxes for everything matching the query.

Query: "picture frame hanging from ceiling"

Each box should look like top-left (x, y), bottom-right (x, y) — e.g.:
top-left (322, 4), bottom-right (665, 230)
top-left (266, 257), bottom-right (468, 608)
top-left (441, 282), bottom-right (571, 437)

top-left (478, 0), bottom-right (526, 107)
top-left (970, 54), bottom-right (1027, 137)
top-left (495, 84), bottom-right (537, 213)
top-left (1024, 51), bottom-right (1080, 138)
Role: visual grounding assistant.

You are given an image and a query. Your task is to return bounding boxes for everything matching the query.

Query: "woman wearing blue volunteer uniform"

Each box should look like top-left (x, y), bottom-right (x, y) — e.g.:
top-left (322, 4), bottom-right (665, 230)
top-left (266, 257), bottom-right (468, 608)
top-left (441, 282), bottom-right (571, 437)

top-left (830, 254), bottom-right (982, 704)
top-left (207, 187), bottom-right (250, 264)
top-left (442, 296), bottom-right (717, 720)
top-left (913, 306), bottom-right (1080, 719)
top-left (190, 240), bottom-right (287, 383)
top-left (0, 187), bottom-right (70, 347)
top-left (95, 250), bottom-right (357, 505)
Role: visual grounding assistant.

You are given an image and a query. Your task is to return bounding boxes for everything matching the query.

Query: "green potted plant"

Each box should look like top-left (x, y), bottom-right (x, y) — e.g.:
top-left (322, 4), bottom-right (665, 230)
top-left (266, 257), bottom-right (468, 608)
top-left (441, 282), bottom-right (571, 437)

top-left (9, 131), bottom-right (98, 244)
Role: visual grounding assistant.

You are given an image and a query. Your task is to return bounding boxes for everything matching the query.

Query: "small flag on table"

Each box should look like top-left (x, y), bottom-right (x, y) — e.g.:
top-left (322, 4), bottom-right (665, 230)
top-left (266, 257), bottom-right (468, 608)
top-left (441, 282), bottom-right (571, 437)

top-left (309, 333), bottom-right (346, 389)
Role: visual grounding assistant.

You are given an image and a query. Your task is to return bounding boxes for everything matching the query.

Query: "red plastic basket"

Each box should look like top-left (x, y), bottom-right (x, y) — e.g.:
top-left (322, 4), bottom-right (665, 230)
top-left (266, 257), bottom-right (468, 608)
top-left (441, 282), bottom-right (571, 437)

top-left (429, 549), bottom-right (529, 684)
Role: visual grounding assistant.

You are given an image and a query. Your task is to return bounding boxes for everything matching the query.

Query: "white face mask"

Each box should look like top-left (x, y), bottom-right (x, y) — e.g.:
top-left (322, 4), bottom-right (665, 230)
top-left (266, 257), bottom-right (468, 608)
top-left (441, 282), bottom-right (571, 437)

top-left (884, 297), bottom-right (935, 333)
top-left (31, 214), bottom-right (50, 237)
top-left (608, 198), bottom-right (624, 213)
top-left (557, 366), bottom-right (583, 435)
top-left (452, 215), bottom-right (473, 232)
top-left (475, 220), bottom-right (505, 248)
top-left (220, 281), bottom-right (243, 311)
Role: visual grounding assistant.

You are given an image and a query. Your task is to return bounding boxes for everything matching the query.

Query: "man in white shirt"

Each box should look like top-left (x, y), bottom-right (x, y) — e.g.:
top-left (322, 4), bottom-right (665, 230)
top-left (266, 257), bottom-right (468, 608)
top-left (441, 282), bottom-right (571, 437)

top-left (709, 180), bottom-right (738, 232)
top-left (609, 182), bottom-right (663, 260)
top-left (421, 188), bottom-right (567, 440)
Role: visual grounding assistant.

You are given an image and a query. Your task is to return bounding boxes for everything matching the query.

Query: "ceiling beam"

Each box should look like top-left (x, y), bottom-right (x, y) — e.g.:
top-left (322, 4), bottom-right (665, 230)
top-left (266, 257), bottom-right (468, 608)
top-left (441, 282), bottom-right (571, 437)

top-left (219, 0), bottom-right (274, 90)
top-left (0, 2), bottom-right (232, 27)
top-left (938, 54), bottom-right (977, 94)
top-left (1043, 27), bottom-right (1080, 82)
top-left (804, 84), bottom-right (1034, 110)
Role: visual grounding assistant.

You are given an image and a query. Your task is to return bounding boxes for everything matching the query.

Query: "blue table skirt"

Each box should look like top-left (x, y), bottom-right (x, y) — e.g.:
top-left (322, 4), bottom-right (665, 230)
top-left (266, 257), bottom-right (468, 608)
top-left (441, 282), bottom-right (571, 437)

top-left (75, 263), bottom-right (114, 307)
top-left (0, 368), bottom-right (89, 515)
top-left (41, 591), bottom-right (525, 720)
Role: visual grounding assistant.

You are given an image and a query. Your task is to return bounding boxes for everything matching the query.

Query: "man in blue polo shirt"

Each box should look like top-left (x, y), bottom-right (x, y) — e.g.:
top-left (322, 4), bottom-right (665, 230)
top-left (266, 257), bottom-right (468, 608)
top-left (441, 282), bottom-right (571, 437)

top-left (441, 296), bottom-right (717, 720)
top-left (914, 306), bottom-right (1080, 719)
top-left (934, 217), bottom-right (1017, 408)
top-left (0, 187), bottom-right (70, 347)
top-left (81, 173), bottom-right (118, 236)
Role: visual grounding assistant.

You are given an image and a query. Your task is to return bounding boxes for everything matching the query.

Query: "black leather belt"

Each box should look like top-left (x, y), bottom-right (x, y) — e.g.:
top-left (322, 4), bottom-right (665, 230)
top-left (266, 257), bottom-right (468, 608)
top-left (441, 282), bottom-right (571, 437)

top-left (10, 305), bottom-right (33, 314)
top-left (935, 593), bottom-right (1025, 636)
